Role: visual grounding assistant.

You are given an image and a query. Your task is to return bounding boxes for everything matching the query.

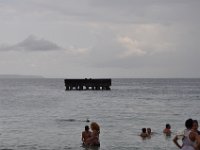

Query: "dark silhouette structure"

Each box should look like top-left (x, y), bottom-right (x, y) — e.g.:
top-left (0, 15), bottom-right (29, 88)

top-left (64, 78), bottom-right (111, 90)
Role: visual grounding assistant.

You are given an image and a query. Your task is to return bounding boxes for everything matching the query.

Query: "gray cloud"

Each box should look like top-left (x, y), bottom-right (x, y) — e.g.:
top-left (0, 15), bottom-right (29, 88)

top-left (0, 35), bottom-right (63, 52)
top-left (53, 0), bottom-right (200, 25)
top-left (2, 0), bottom-right (199, 25)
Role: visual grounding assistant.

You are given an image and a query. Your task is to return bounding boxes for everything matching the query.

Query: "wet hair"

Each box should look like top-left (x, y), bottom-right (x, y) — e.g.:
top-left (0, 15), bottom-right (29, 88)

top-left (85, 125), bottom-right (89, 131)
top-left (147, 128), bottom-right (151, 131)
top-left (166, 124), bottom-right (171, 129)
top-left (193, 120), bottom-right (199, 125)
top-left (142, 128), bottom-right (146, 133)
top-left (185, 118), bottom-right (193, 129)
top-left (90, 122), bottom-right (100, 132)
top-left (147, 128), bottom-right (151, 133)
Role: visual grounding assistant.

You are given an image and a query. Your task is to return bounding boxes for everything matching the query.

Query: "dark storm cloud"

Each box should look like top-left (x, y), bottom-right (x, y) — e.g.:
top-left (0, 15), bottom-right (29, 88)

top-left (0, 35), bottom-right (63, 52)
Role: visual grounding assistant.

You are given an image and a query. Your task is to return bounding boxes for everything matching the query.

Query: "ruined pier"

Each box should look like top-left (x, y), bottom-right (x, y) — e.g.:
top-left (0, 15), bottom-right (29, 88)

top-left (64, 78), bottom-right (111, 90)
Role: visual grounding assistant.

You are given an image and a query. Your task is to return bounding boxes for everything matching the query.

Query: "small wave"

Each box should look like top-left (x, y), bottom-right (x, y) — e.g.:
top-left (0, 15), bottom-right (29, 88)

top-left (56, 118), bottom-right (90, 123)
top-left (59, 119), bottom-right (76, 122)
top-left (64, 146), bottom-right (73, 150)
top-left (172, 113), bottom-right (180, 116)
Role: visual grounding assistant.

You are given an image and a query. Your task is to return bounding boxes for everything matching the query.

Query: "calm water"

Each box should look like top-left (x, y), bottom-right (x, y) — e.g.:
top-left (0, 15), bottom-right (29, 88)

top-left (0, 78), bottom-right (200, 150)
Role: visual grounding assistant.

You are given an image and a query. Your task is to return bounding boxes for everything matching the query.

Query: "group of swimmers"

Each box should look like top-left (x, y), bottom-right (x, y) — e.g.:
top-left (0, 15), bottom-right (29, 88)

top-left (139, 123), bottom-right (172, 138)
top-left (140, 127), bottom-right (152, 138)
top-left (81, 119), bottom-right (200, 150)
top-left (139, 119), bottom-right (200, 150)
top-left (81, 122), bottom-right (100, 147)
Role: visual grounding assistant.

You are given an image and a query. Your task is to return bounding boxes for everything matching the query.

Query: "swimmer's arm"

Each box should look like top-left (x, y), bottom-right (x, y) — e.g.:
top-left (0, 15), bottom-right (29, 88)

top-left (81, 132), bottom-right (84, 142)
top-left (173, 135), bottom-right (182, 149)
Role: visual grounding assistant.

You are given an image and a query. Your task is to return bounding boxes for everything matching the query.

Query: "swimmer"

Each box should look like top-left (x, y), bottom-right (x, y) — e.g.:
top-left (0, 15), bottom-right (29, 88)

top-left (163, 124), bottom-right (171, 136)
top-left (85, 122), bottom-right (100, 147)
top-left (86, 118), bottom-right (90, 122)
top-left (140, 128), bottom-right (148, 138)
top-left (173, 118), bottom-right (200, 150)
top-left (147, 128), bottom-right (152, 135)
top-left (82, 125), bottom-right (92, 145)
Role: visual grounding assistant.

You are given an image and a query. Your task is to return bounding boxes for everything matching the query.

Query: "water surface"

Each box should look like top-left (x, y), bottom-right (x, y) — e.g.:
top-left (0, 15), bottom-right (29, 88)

top-left (0, 78), bottom-right (199, 150)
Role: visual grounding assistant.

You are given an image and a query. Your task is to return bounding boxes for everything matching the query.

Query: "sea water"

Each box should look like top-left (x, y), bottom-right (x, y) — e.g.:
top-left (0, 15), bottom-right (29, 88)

top-left (0, 78), bottom-right (200, 150)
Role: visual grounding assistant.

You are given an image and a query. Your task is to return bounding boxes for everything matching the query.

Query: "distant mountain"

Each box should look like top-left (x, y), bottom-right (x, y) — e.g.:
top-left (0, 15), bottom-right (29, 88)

top-left (0, 74), bottom-right (44, 78)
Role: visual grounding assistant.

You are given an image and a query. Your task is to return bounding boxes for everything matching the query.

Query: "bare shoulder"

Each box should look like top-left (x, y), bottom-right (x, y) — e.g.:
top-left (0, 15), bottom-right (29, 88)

top-left (189, 131), bottom-right (197, 141)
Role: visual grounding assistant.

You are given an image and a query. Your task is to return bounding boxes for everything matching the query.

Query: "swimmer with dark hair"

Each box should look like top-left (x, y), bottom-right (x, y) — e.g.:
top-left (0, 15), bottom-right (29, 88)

top-left (82, 125), bottom-right (92, 145)
top-left (163, 124), bottom-right (171, 136)
top-left (140, 128), bottom-right (148, 138)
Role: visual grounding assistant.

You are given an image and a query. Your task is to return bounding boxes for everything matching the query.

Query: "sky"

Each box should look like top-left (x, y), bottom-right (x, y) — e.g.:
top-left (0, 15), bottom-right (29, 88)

top-left (0, 0), bottom-right (200, 78)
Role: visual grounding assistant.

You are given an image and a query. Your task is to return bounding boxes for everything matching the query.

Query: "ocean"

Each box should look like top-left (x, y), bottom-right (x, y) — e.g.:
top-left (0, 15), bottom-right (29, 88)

top-left (0, 78), bottom-right (200, 150)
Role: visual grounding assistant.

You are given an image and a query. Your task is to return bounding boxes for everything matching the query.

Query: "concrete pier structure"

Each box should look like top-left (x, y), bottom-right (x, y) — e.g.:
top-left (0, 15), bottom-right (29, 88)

top-left (64, 78), bottom-right (111, 90)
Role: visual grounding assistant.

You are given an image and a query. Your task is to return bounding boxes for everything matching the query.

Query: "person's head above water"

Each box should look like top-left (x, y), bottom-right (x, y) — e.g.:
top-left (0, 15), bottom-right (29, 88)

top-left (90, 122), bottom-right (100, 132)
top-left (85, 125), bottom-right (89, 131)
top-left (185, 118), bottom-right (193, 129)
top-left (142, 128), bottom-right (146, 133)
top-left (166, 124), bottom-right (171, 129)
top-left (193, 120), bottom-right (199, 130)
top-left (147, 128), bottom-right (151, 134)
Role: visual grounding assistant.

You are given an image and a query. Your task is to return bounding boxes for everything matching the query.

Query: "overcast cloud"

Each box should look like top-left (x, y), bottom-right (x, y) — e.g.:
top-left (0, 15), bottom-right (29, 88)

top-left (0, 0), bottom-right (200, 78)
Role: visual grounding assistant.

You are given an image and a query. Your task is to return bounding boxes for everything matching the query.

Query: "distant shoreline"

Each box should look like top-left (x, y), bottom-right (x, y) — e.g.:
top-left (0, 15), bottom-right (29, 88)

top-left (0, 75), bottom-right (199, 79)
top-left (0, 74), bottom-right (44, 79)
